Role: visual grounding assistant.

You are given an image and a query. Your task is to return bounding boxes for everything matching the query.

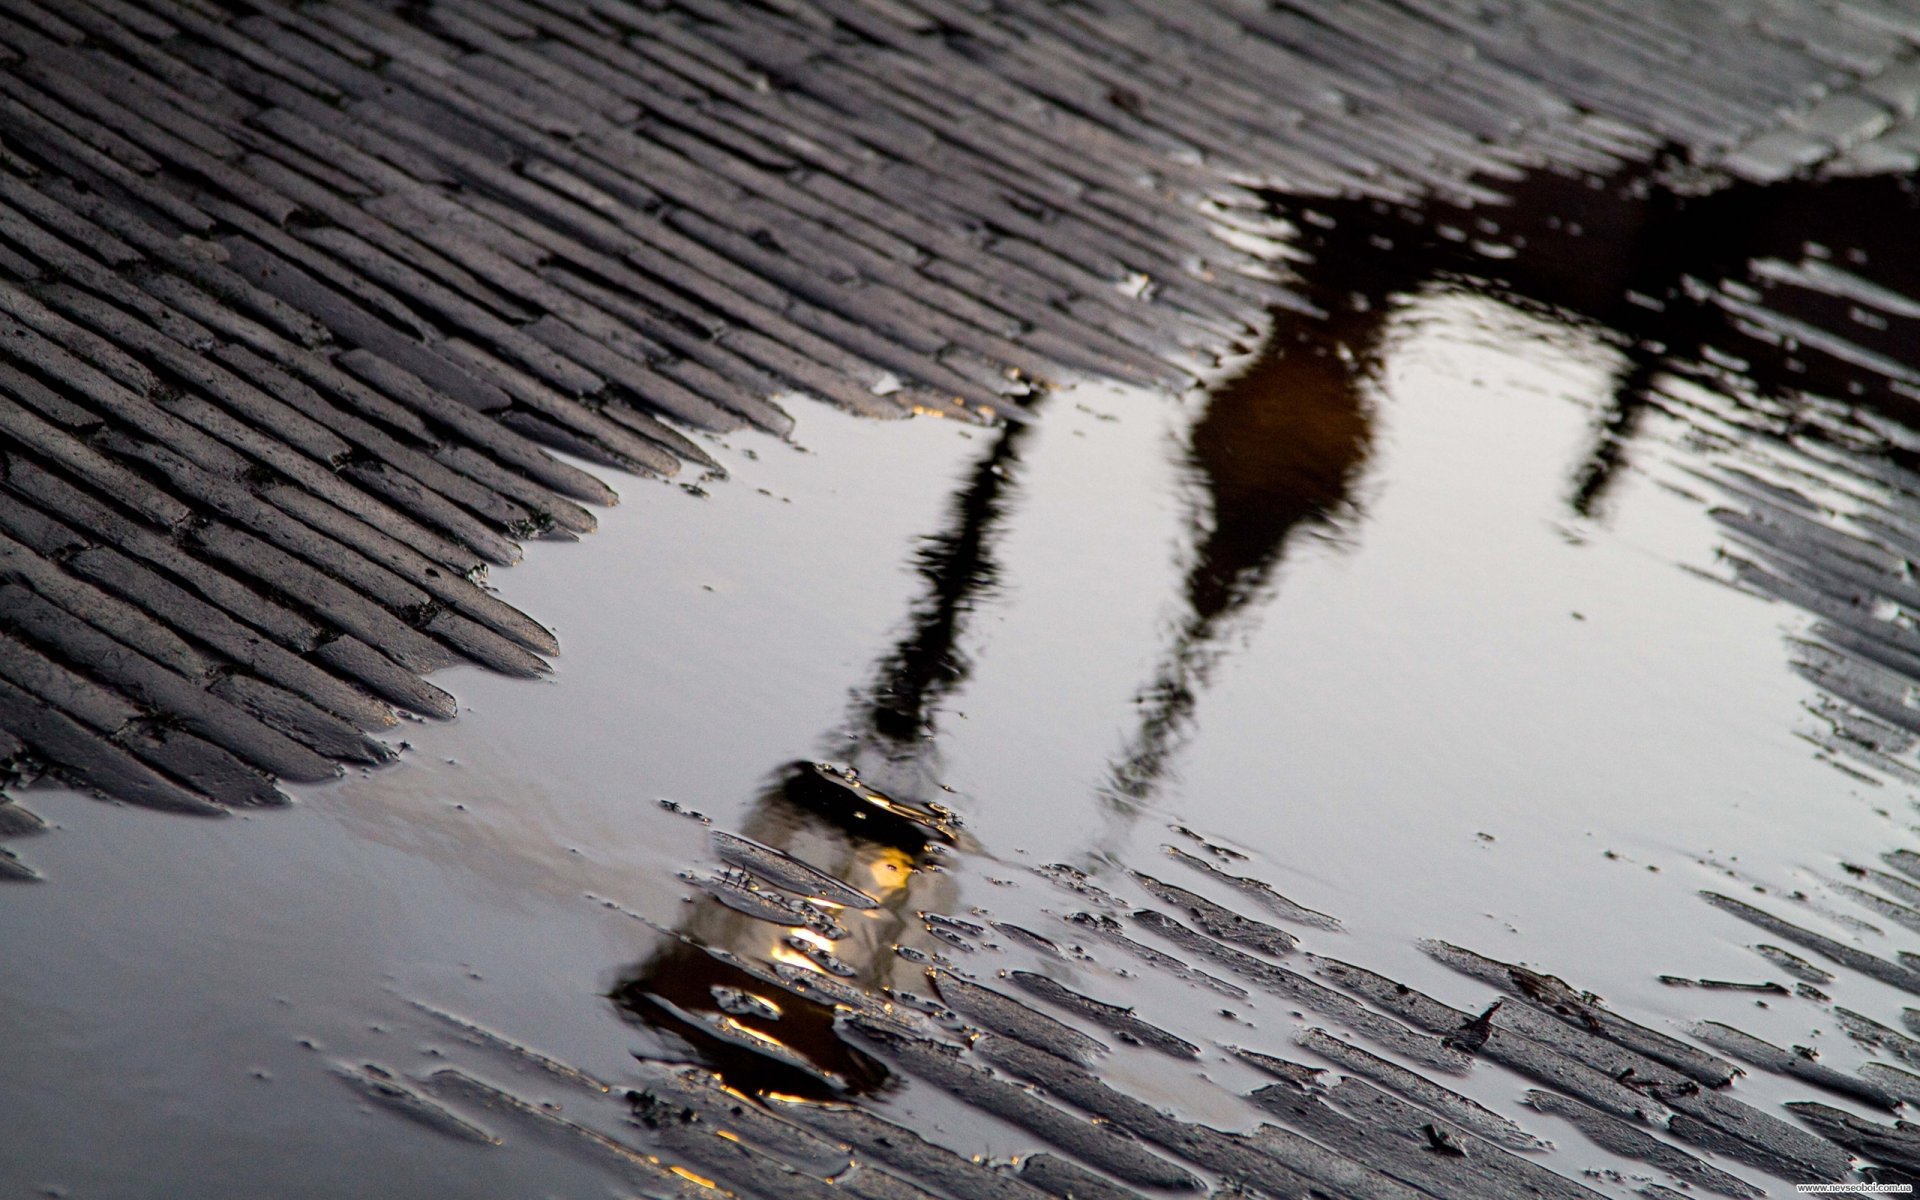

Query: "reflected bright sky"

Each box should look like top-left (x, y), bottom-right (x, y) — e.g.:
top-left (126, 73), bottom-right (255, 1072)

top-left (7, 271), bottom-right (1920, 1197)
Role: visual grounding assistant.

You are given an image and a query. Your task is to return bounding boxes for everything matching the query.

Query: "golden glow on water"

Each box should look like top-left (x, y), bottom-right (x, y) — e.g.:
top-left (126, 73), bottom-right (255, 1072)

top-left (669, 1165), bottom-right (721, 1189)
top-left (716, 1015), bottom-right (794, 1054)
top-left (768, 943), bottom-right (824, 973)
top-left (862, 848), bottom-right (916, 896)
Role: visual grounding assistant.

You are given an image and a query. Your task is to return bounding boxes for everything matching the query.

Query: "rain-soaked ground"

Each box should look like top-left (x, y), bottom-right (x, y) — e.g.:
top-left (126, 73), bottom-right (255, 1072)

top-left (13, 160), bottom-right (1920, 1196)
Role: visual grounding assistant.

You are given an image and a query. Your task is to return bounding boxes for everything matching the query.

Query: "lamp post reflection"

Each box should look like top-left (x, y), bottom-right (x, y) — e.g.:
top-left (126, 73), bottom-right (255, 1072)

top-left (607, 164), bottom-right (1920, 1102)
top-left (612, 312), bottom-right (1382, 1093)
top-left (612, 416), bottom-right (1034, 1098)
top-left (1106, 314), bottom-right (1376, 812)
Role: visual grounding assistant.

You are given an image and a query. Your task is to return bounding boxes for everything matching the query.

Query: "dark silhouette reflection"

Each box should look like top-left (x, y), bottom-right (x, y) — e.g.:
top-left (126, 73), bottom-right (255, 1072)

top-left (1267, 165), bottom-right (1920, 525)
top-left (612, 417), bottom-right (1029, 1098)
top-left (1268, 161), bottom-right (1920, 868)
top-left (855, 417), bottom-right (1036, 801)
top-left (612, 157), bottom-right (1920, 1104)
top-left (616, 310), bottom-right (1383, 1089)
top-left (613, 932), bottom-right (890, 1100)
top-left (1107, 316), bottom-right (1375, 806)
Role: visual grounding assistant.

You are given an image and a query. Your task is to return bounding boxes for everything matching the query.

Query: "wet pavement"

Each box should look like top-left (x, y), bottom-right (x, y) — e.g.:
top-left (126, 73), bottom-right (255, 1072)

top-left (11, 1), bottom-right (1920, 1196)
top-left (12, 160), bottom-right (1920, 1194)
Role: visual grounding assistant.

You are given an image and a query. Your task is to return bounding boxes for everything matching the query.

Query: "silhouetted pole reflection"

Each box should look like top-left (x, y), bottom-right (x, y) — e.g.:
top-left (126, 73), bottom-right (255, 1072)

top-left (618, 272), bottom-right (1388, 1089)
top-left (1105, 312), bottom-right (1376, 811)
top-left (1097, 164), bottom-right (1920, 819)
top-left (612, 414), bottom-right (1034, 1098)
top-left (1270, 167), bottom-right (1920, 528)
top-left (849, 416), bottom-right (1038, 803)
top-left (612, 166), bottom-right (1920, 1101)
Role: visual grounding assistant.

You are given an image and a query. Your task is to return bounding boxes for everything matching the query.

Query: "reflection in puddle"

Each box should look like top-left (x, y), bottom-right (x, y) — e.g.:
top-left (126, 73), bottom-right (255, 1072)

top-left (1108, 306), bottom-right (1375, 808)
top-left (616, 307), bottom-right (1386, 1099)
top-left (614, 376), bottom-right (1028, 1097)
top-left (16, 156), bottom-right (1920, 1195)
top-left (1271, 166), bottom-right (1920, 787)
top-left (599, 160), bottom-right (1920, 1189)
top-left (614, 764), bottom-right (958, 1098)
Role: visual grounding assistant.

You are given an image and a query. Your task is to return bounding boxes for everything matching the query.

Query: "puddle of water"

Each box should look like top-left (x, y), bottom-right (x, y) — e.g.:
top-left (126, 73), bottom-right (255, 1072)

top-left (10, 167), bottom-right (1920, 1196)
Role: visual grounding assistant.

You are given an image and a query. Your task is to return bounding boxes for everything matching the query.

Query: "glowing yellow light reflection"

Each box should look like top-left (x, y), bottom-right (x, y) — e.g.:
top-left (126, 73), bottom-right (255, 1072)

top-left (769, 943), bottom-right (822, 973)
top-left (716, 1016), bottom-right (797, 1057)
top-left (787, 929), bottom-right (833, 951)
top-left (669, 1165), bottom-right (720, 1189)
top-left (863, 848), bottom-right (915, 896)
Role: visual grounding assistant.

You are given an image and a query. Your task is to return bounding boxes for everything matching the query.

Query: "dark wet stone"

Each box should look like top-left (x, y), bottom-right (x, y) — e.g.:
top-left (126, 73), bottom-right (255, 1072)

top-left (1888, 849), bottom-right (1920, 885)
top-left (1862, 1062), bottom-right (1920, 1107)
top-left (1129, 870), bottom-right (1296, 957)
top-left (1835, 1006), bottom-right (1920, 1067)
top-left (1848, 865), bottom-right (1920, 911)
top-left (1689, 1020), bottom-right (1897, 1110)
top-left (1832, 880), bottom-right (1920, 936)
top-left (783, 935), bottom-right (858, 978)
top-left (1420, 941), bottom-right (1739, 1087)
top-left (0, 574), bottom-right (339, 784)
top-left (0, 672), bottom-right (225, 816)
top-left (929, 970), bottom-right (1108, 1064)
top-left (976, 1032), bottom-right (1424, 1199)
top-left (1702, 891), bottom-right (1920, 995)
top-left (835, 1163), bottom-right (945, 1200)
top-left (1126, 912), bottom-right (1463, 1073)
top-left (330, 1061), bottom-right (497, 1146)
top-left (1034, 864), bottom-right (1124, 910)
top-left (0, 798), bottom-right (46, 839)
top-left (1250, 1079), bottom-right (1605, 1200)
top-left (426, 1068), bottom-right (712, 1197)
top-left (688, 870), bottom-right (850, 940)
top-left (406, 999), bottom-right (610, 1095)
top-left (0, 844), bottom-right (39, 881)
top-left (712, 987), bottom-right (784, 1022)
top-left (843, 1018), bottom-right (1199, 1191)
top-left (767, 1097), bottom-right (1050, 1200)
top-left (1060, 911), bottom-right (1247, 999)
top-left (1661, 1109), bottom-right (1853, 1185)
top-left (1017, 1154), bottom-right (1148, 1200)
top-left (1007, 971), bottom-right (1198, 1059)
top-left (1291, 1027), bottom-right (1548, 1152)
top-left (922, 913), bottom-right (981, 952)
top-left (1310, 954), bottom-right (1666, 1119)
top-left (629, 1061), bottom-right (855, 1177)
top-left (633, 1100), bottom-right (844, 1200)
top-left (1442, 1001), bottom-right (1502, 1056)
top-left (713, 830), bottom-right (880, 911)
top-left (1658, 976), bottom-right (1787, 994)
top-left (1785, 1102), bottom-right (1920, 1174)
top-left (991, 923), bottom-right (1065, 959)
top-left (1160, 845), bottom-right (1341, 930)
top-left (1228, 1045), bottom-right (1328, 1088)
top-left (1522, 1091), bottom-right (1760, 1200)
